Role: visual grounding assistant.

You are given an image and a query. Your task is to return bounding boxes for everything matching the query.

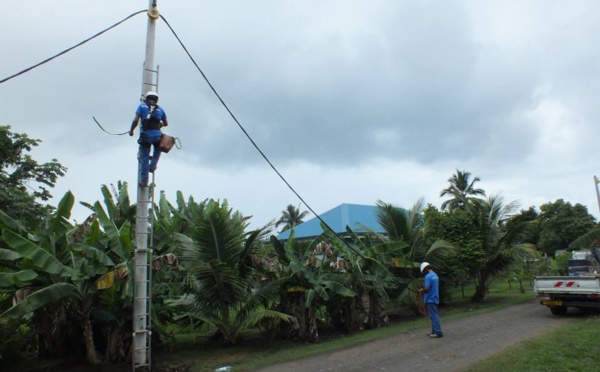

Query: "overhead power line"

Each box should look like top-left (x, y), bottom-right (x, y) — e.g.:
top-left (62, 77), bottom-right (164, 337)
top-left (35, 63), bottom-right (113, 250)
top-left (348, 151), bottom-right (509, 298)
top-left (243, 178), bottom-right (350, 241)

top-left (159, 15), bottom-right (366, 258)
top-left (1, 8), bottom-right (368, 258)
top-left (0, 10), bottom-right (146, 84)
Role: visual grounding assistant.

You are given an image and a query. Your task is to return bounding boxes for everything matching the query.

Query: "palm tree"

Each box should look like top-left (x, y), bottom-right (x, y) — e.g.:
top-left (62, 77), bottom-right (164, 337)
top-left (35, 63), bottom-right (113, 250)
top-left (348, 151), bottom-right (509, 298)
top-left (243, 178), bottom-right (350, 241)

top-left (374, 199), bottom-right (453, 311)
top-left (275, 204), bottom-right (310, 232)
top-left (440, 170), bottom-right (486, 211)
top-left (376, 198), bottom-right (453, 267)
top-left (180, 199), bottom-right (291, 345)
top-left (465, 194), bottom-right (536, 302)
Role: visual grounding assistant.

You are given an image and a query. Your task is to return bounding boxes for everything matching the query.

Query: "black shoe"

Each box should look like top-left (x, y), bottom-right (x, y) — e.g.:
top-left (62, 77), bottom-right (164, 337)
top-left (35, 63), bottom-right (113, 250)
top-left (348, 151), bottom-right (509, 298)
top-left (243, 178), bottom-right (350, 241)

top-left (139, 181), bottom-right (148, 187)
top-left (149, 166), bottom-right (157, 173)
top-left (430, 333), bottom-right (443, 338)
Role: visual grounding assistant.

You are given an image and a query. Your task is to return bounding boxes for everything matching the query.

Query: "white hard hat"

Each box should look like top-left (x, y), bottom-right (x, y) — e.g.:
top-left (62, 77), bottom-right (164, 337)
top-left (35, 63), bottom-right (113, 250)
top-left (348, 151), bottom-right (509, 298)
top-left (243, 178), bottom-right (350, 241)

top-left (420, 262), bottom-right (430, 273)
top-left (145, 91), bottom-right (159, 99)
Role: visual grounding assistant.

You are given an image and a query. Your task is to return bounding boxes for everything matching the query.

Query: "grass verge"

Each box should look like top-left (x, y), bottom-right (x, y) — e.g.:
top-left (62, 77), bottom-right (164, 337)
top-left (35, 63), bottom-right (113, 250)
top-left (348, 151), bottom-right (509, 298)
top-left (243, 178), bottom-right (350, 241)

top-left (464, 315), bottom-right (600, 372)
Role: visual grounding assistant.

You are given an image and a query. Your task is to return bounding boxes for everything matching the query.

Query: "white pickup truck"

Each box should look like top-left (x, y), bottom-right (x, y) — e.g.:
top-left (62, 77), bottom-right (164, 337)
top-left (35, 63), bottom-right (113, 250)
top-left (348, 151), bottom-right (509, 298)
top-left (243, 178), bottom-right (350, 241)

top-left (534, 251), bottom-right (600, 315)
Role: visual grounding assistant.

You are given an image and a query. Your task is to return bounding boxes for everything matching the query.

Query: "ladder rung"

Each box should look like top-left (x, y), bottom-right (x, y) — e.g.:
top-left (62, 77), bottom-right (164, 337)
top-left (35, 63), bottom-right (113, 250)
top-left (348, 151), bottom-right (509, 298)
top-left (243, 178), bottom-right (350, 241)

top-left (132, 330), bottom-right (151, 335)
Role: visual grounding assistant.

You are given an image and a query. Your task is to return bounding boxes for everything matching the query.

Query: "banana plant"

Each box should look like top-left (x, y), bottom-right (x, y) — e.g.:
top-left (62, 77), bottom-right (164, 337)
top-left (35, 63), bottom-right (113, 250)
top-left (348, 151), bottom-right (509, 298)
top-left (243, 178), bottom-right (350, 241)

top-left (0, 192), bottom-right (116, 364)
top-left (270, 229), bottom-right (358, 341)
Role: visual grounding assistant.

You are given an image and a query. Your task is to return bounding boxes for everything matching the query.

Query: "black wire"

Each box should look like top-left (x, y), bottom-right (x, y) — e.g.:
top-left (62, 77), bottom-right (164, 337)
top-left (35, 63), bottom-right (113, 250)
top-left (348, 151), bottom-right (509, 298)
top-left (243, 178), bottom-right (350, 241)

top-left (0, 10), bottom-right (146, 84)
top-left (93, 116), bottom-right (129, 135)
top-left (159, 14), bottom-right (366, 259)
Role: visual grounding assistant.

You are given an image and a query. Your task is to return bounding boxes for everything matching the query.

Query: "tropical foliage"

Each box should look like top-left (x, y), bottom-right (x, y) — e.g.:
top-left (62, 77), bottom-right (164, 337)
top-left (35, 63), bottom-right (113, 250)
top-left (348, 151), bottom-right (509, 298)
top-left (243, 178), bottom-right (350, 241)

top-left (1, 162), bottom-right (596, 369)
top-left (179, 199), bottom-right (291, 345)
top-left (0, 125), bottom-right (67, 224)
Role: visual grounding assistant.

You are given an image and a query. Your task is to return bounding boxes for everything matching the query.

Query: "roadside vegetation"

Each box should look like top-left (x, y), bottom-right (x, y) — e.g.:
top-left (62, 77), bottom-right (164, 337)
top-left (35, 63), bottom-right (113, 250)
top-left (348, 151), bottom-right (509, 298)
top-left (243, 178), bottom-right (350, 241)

top-left (158, 283), bottom-right (537, 371)
top-left (1, 126), bottom-right (599, 371)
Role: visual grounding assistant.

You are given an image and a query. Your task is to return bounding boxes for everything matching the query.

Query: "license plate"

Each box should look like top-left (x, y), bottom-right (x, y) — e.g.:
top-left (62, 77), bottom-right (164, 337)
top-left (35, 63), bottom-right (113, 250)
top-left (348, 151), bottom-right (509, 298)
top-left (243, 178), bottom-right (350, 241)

top-left (541, 300), bottom-right (564, 306)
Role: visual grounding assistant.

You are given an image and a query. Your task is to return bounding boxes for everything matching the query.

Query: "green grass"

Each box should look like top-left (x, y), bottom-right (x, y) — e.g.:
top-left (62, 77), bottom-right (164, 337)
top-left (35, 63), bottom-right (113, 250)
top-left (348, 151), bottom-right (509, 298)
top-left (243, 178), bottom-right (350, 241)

top-left (464, 316), bottom-right (600, 372)
top-left (156, 283), bottom-right (536, 371)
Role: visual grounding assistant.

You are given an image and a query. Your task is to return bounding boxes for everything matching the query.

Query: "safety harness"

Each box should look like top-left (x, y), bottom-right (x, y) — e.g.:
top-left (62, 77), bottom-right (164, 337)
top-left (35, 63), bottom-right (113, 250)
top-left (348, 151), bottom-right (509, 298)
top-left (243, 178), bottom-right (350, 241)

top-left (142, 103), bottom-right (162, 131)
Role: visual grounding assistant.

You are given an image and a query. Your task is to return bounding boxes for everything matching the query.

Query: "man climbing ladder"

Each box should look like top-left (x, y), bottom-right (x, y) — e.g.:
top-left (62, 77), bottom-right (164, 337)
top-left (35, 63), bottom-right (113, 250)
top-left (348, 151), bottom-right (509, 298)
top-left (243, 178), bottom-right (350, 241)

top-left (129, 91), bottom-right (169, 187)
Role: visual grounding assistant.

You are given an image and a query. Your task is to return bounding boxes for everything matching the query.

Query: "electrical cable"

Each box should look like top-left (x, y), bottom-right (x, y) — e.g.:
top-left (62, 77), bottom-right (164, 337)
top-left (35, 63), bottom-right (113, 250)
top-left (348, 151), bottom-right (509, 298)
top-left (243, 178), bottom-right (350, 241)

top-left (0, 10), bottom-right (146, 84)
top-left (93, 116), bottom-right (129, 135)
top-left (1, 8), bottom-right (367, 258)
top-left (159, 14), bottom-right (366, 259)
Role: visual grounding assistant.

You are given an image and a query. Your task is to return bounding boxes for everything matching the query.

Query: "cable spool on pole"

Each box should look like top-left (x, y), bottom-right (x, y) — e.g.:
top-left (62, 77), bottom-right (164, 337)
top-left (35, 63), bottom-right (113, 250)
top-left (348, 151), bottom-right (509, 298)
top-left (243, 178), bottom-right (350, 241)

top-left (133, 1), bottom-right (159, 370)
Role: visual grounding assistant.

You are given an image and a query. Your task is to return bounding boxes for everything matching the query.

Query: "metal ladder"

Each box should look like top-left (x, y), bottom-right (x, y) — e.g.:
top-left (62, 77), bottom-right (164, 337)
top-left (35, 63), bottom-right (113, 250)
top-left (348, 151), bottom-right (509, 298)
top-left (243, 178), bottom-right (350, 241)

top-left (141, 64), bottom-right (160, 99)
top-left (133, 165), bottom-right (156, 371)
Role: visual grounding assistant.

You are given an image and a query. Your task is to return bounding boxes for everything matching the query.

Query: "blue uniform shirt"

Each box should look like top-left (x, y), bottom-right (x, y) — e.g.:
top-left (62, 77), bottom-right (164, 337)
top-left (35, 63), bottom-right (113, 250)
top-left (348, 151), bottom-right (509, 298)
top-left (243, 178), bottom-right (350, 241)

top-left (423, 271), bottom-right (440, 304)
top-left (136, 103), bottom-right (166, 137)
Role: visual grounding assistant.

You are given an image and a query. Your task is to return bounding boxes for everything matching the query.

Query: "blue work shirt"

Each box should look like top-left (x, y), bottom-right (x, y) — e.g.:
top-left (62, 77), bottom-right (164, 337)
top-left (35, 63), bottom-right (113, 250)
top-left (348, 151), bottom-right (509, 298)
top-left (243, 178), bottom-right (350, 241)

top-left (423, 271), bottom-right (440, 304)
top-left (136, 103), bottom-right (167, 137)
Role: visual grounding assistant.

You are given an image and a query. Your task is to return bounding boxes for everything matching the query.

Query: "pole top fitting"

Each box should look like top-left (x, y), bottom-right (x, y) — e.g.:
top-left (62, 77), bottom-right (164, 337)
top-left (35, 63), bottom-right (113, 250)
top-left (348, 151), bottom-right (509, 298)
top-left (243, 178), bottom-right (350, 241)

top-left (148, 7), bottom-right (160, 20)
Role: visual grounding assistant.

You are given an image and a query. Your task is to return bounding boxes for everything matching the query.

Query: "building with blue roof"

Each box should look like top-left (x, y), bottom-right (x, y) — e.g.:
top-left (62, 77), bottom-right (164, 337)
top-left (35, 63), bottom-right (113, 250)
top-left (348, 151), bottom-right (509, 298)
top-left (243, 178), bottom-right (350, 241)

top-left (276, 203), bottom-right (386, 240)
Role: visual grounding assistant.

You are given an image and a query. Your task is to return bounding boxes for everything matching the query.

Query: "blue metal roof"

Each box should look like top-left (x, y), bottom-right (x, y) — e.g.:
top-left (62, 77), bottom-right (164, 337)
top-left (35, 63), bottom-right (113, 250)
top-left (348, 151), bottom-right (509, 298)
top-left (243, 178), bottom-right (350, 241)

top-left (276, 203), bottom-right (385, 240)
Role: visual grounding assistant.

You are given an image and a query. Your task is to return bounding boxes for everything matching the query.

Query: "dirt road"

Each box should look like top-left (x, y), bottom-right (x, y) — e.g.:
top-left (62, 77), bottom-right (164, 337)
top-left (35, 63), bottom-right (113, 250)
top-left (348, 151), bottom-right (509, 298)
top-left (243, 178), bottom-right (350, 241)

top-left (253, 299), bottom-right (576, 372)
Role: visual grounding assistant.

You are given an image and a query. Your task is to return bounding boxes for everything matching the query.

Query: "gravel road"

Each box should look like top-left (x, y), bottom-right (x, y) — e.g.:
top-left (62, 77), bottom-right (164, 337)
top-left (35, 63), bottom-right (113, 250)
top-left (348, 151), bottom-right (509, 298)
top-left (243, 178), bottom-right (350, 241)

top-left (253, 299), bottom-right (576, 372)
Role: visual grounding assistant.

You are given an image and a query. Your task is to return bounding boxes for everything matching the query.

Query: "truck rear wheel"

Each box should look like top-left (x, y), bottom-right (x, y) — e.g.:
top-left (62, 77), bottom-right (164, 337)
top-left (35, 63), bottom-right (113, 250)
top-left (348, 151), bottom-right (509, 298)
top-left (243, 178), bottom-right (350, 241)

top-left (550, 306), bottom-right (568, 315)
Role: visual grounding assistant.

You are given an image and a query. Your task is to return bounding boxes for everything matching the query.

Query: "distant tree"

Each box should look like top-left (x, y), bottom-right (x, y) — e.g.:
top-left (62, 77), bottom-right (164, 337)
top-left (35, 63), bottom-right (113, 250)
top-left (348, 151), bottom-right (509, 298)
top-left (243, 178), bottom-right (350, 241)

top-left (440, 170), bottom-right (485, 211)
top-left (0, 126), bottom-right (67, 224)
top-left (536, 199), bottom-right (597, 256)
top-left (275, 204), bottom-right (310, 232)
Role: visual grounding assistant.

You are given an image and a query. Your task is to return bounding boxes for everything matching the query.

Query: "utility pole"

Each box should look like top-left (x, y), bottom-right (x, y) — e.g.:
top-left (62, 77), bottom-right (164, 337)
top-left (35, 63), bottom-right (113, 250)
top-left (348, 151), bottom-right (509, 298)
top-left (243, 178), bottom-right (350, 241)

top-left (594, 175), bottom-right (600, 214)
top-left (133, 1), bottom-right (159, 370)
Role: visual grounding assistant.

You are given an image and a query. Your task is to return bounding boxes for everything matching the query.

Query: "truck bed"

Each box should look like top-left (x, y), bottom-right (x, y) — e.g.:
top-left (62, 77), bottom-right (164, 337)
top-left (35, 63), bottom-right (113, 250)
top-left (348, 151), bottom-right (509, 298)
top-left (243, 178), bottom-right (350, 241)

top-left (534, 275), bottom-right (600, 294)
top-left (534, 275), bottom-right (600, 314)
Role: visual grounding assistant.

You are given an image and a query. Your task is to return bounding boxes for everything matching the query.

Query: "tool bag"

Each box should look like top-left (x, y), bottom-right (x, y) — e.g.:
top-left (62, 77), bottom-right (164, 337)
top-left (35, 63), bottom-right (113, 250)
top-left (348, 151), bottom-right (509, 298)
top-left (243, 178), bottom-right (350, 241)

top-left (158, 134), bottom-right (176, 153)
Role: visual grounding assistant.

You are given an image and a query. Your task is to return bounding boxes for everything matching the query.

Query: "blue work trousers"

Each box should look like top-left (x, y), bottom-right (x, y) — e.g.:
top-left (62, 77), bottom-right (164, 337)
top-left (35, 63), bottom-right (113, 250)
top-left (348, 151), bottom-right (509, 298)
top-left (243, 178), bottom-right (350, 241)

top-left (427, 303), bottom-right (443, 336)
top-left (138, 133), bottom-right (162, 184)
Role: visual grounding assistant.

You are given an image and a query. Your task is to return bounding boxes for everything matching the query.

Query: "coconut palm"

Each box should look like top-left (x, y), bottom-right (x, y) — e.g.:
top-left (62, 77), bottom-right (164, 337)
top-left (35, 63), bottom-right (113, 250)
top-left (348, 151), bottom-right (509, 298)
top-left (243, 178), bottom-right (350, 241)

top-left (180, 199), bottom-right (291, 345)
top-left (275, 204), bottom-right (310, 232)
top-left (375, 198), bottom-right (453, 268)
top-left (465, 194), bottom-right (536, 302)
top-left (440, 170), bottom-right (486, 211)
top-left (374, 198), bottom-right (454, 312)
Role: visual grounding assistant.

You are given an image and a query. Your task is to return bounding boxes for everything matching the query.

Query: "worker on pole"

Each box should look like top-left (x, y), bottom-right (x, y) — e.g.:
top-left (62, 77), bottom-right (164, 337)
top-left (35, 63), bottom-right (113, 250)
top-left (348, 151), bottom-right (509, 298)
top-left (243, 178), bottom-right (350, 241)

top-left (129, 91), bottom-right (169, 186)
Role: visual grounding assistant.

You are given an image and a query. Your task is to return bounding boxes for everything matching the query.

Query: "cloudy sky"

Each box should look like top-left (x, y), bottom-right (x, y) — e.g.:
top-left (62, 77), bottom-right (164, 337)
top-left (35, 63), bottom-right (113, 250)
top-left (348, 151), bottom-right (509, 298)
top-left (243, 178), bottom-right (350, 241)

top-left (3, 0), bottom-right (600, 228)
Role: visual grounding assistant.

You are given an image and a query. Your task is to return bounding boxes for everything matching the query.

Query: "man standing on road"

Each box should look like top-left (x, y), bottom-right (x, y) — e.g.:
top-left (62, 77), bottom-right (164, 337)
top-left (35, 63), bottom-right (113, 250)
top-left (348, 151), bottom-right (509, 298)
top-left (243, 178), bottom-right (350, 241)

top-left (419, 262), bottom-right (444, 338)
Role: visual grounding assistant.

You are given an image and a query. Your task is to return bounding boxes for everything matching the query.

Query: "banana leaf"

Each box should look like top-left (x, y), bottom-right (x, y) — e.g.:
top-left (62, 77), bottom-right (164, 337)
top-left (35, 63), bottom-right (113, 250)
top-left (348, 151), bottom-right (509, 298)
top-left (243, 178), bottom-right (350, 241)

top-left (2, 229), bottom-right (73, 277)
top-left (0, 269), bottom-right (38, 287)
top-left (2, 283), bottom-right (76, 317)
